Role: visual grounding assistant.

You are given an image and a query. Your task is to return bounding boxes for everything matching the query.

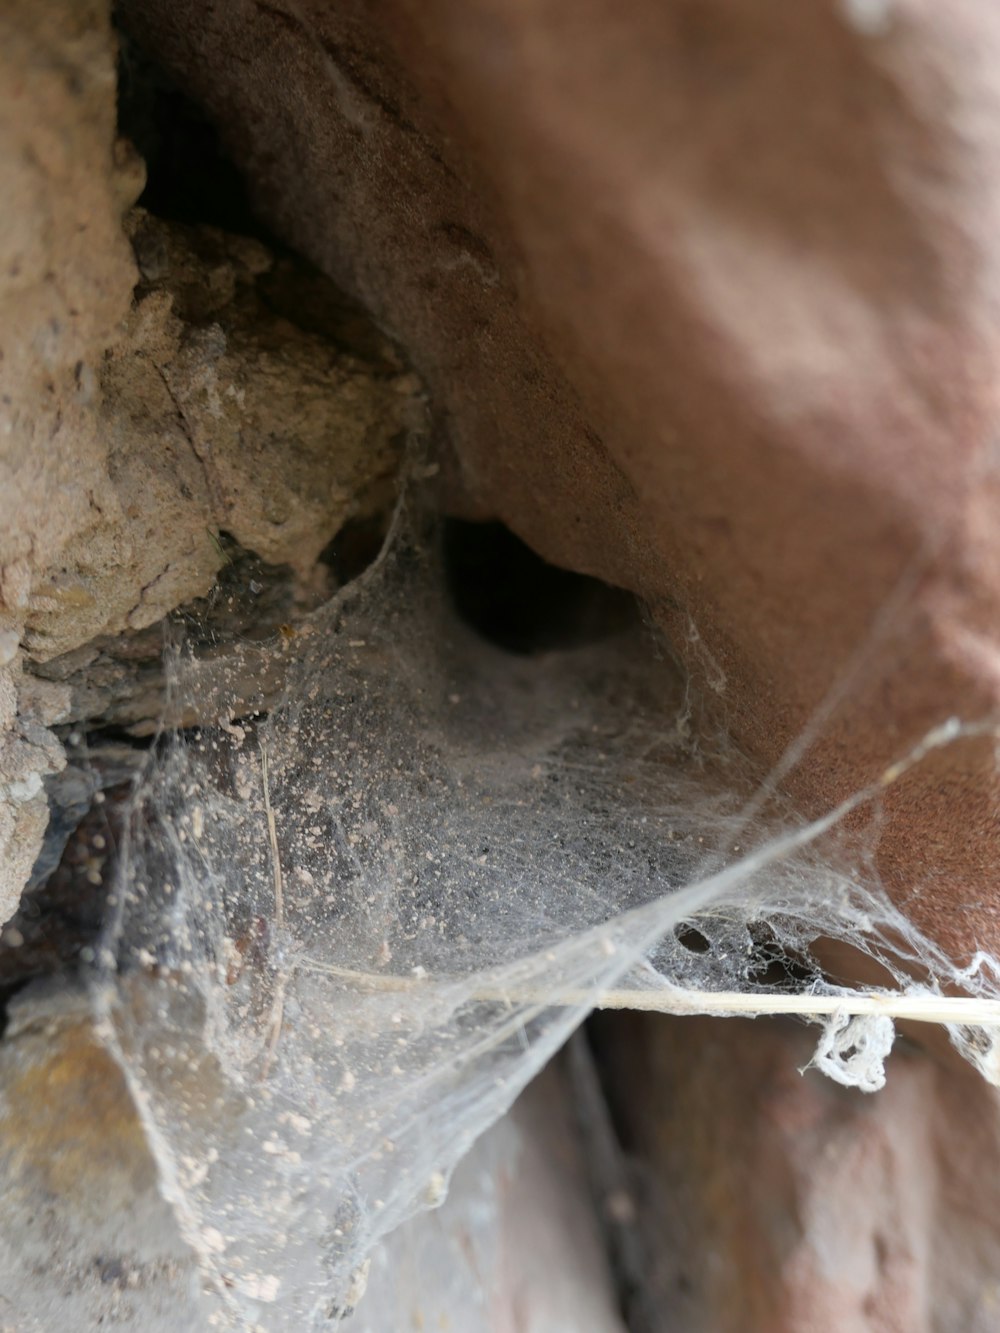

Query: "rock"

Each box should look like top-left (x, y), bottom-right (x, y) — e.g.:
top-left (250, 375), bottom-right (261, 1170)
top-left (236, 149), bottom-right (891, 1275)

top-left (21, 207), bottom-right (416, 663)
top-left (117, 0), bottom-right (1000, 961)
top-left (592, 1012), bottom-right (1000, 1332)
top-left (0, 0), bottom-right (133, 922)
top-left (0, 982), bottom-right (625, 1333)
top-left (0, 0), bottom-right (139, 636)
top-left (0, 0), bottom-right (421, 920)
top-left (343, 1063), bottom-right (627, 1333)
top-left (0, 661), bottom-right (66, 922)
top-left (5, 2), bottom-right (1000, 1325)
top-left (0, 984), bottom-right (207, 1332)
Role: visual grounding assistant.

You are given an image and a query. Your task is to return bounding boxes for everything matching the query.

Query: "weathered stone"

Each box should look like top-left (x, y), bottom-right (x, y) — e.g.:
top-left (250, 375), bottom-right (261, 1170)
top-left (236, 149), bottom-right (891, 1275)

top-left (0, 985), bottom-right (207, 1331)
top-left (0, 1), bottom-right (420, 918)
top-left (117, 0), bottom-right (1000, 962)
top-left (593, 1012), bottom-right (1000, 1332)
top-left (6, 2), bottom-right (1000, 1326)
top-left (343, 1063), bottom-right (627, 1333)
top-left (20, 207), bottom-right (415, 663)
top-left (0, 983), bottom-right (625, 1333)
top-left (0, 0), bottom-right (132, 923)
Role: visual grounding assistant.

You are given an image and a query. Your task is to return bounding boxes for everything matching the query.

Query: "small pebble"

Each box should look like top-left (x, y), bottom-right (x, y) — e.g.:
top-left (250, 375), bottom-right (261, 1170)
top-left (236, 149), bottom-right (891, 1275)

top-left (0, 628), bottom-right (19, 666)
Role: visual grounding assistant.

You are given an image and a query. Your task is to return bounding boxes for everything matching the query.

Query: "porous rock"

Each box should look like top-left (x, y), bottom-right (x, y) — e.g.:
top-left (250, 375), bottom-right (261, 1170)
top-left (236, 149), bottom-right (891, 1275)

top-left (0, 0), bottom-right (134, 924)
top-left (0, 0), bottom-right (418, 919)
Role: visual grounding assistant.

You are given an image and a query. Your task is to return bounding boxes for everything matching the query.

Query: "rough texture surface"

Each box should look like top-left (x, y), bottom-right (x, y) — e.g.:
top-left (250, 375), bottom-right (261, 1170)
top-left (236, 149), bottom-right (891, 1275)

top-left (0, 0), bottom-right (133, 925)
top-left (0, 986), bottom-right (207, 1332)
top-left (0, 1), bottom-right (418, 919)
top-left (117, 0), bottom-right (1000, 961)
top-left (5, 1), bottom-right (1000, 1328)
top-left (28, 206), bottom-right (413, 664)
top-left (593, 1012), bottom-right (1000, 1333)
top-left (0, 983), bottom-right (623, 1333)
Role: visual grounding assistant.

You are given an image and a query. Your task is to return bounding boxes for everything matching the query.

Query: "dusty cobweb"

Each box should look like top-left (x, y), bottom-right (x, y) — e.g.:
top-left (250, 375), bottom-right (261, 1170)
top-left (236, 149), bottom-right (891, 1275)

top-left (91, 478), bottom-right (1000, 1329)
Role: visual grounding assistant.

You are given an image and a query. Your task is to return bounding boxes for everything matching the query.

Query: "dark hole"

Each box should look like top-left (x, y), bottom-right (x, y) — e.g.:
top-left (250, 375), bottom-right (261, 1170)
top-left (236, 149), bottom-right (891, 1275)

top-left (674, 924), bottom-right (712, 954)
top-left (318, 515), bottom-right (390, 587)
top-left (114, 11), bottom-right (272, 240)
top-left (442, 518), bottom-right (637, 655)
top-left (744, 920), bottom-right (814, 989)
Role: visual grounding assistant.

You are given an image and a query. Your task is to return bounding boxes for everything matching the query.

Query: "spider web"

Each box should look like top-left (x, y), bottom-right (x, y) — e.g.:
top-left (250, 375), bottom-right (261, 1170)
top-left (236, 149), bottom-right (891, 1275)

top-left (92, 480), bottom-right (1000, 1329)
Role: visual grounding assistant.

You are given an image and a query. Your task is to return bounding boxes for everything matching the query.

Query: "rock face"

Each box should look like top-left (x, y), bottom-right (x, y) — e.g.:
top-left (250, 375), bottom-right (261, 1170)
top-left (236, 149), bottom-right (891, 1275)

top-left (5, 2), bottom-right (1000, 1329)
top-left (593, 1012), bottom-right (1000, 1333)
top-left (0, 986), bottom-right (207, 1331)
top-left (342, 1062), bottom-right (627, 1333)
top-left (0, 0), bottom-right (134, 924)
top-left (33, 206), bottom-right (412, 663)
top-left (0, 983), bottom-right (624, 1333)
top-left (117, 0), bottom-right (1000, 963)
top-left (0, 0), bottom-right (418, 918)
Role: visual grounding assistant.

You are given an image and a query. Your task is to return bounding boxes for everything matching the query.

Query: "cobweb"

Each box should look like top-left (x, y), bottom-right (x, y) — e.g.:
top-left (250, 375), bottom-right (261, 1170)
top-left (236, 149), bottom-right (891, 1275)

top-left (91, 479), bottom-right (1000, 1329)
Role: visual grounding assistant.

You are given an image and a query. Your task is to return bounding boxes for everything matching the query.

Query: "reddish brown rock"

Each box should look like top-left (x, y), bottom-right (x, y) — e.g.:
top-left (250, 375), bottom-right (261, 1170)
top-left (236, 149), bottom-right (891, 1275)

top-left (593, 1012), bottom-right (1000, 1332)
top-left (118, 0), bottom-right (1000, 963)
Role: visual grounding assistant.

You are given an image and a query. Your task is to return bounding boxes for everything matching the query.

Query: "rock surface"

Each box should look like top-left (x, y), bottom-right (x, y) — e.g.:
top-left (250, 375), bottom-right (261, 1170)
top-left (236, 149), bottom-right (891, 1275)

top-left (117, 0), bottom-right (1000, 962)
top-left (342, 1062), bottom-right (627, 1333)
top-left (593, 1012), bottom-right (1000, 1333)
top-left (30, 205), bottom-right (412, 663)
top-left (0, 0), bottom-right (133, 925)
top-left (0, 985), bottom-right (207, 1332)
top-left (0, 1), bottom-right (418, 918)
top-left (5, 2), bottom-right (1000, 1329)
top-left (0, 982), bottom-right (624, 1333)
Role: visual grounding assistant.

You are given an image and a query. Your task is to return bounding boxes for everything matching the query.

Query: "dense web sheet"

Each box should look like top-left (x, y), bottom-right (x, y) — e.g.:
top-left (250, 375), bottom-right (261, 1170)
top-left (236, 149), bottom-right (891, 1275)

top-left (93, 489), bottom-right (1000, 1329)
